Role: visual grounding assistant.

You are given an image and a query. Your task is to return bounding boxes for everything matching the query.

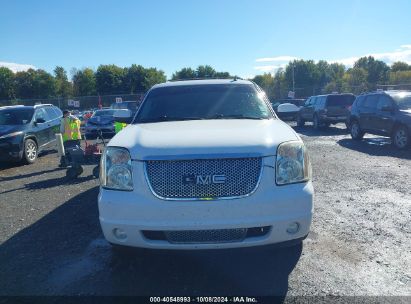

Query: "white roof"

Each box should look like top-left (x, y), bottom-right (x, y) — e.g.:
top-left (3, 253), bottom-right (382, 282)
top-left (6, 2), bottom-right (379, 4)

top-left (152, 79), bottom-right (252, 88)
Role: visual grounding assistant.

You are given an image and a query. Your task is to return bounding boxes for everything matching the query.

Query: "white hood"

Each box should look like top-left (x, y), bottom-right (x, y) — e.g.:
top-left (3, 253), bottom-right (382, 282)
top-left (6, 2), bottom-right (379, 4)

top-left (108, 119), bottom-right (300, 160)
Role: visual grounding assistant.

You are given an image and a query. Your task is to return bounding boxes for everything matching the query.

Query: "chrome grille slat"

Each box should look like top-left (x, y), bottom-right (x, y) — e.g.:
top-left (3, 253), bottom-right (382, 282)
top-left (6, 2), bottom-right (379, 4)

top-left (165, 229), bottom-right (248, 244)
top-left (145, 158), bottom-right (262, 199)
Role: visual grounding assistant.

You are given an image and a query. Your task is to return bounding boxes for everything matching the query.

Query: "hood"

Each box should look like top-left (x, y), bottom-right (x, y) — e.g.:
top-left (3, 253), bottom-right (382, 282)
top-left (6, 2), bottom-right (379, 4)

top-left (87, 115), bottom-right (114, 126)
top-left (109, 119), bottom-right (300, 160)
top-left (0, 125), bottom-right (25, 137)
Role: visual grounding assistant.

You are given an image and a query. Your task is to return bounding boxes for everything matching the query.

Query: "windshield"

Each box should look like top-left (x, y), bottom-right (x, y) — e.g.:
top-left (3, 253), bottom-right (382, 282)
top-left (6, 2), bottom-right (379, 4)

top-left (0, 108), bottom-right (34, 125)
top-left (93, 110), bottom-right (116, 117)
top-left (135, 84), bottom-right (273, 123)
top-left (389, 92), bottom-right (411, 110)
top-left (326, 95), bottom-right (355, 106)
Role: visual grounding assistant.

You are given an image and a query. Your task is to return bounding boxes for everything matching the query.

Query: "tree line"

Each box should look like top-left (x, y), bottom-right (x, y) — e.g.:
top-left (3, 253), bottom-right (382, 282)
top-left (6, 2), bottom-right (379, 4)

top-left (0, 58), bottom-right (411, 101)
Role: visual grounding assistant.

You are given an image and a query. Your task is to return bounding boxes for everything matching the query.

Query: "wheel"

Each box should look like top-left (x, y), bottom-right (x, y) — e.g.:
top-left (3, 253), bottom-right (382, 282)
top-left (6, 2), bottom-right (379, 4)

top-left (92, 165), bottom-right (100, 178)
top-left (66, 167), bottom-right (77, 179)
top-left (392, 125), bottom-right (409, 149)
top-left (350, 120), bottom-right (364, 140)
top-left (23, 139), bottom-right (38, 164)
top-left (75, 165), bottom-right (84, 176)
top-left (296, 115), bottom-right (305, 127)
top-left (313, 115), bottom-right (321, 130)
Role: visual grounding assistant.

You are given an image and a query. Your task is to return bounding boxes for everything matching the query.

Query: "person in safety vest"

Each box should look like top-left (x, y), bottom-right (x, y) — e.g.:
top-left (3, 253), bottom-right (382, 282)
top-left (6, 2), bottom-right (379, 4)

top-left (114, 121), bottom-right (127, 134)
top-left (59, 110), bottom-right (81, 167)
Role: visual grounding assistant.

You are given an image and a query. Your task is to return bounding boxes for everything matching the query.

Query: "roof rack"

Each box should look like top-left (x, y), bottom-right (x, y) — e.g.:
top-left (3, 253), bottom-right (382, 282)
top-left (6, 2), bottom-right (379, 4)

top-left (34, 103), bottom-right (53, 108)
top-left (168, 77), bottom-right (243, 82)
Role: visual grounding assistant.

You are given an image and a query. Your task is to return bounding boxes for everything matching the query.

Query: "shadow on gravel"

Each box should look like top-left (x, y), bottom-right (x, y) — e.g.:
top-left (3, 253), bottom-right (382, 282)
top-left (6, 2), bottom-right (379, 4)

top-left (0, 175), bottom-right (95, 194)
top-left (0, 167), bottom-right (63, 182)
top-left (0, 149), bottom-right (57, 171)
top-left (292, 125), bottom-right (348, 137)
top-left (338, 138), bottom-right (411, 159)
top-left (0, 186), bottom-right (302, 297)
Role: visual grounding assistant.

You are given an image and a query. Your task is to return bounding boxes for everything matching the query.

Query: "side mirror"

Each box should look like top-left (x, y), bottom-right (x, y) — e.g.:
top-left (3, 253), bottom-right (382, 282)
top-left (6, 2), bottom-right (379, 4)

top-left (114, 109), bottom-right (133, 123)
top-left (35, 118), bottom-right (46, 124)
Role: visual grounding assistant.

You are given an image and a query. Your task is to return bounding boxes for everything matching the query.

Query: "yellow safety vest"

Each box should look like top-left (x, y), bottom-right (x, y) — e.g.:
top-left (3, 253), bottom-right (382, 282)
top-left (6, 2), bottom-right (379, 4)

top-left (62, 117), bottom-right (81, 142)
top-left (114, 121), bottom-right (127, 134)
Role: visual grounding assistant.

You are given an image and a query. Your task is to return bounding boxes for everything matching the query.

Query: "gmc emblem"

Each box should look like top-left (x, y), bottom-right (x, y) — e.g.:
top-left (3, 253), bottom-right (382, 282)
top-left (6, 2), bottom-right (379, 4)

top-left (183, 174), bottom-right (226, 185)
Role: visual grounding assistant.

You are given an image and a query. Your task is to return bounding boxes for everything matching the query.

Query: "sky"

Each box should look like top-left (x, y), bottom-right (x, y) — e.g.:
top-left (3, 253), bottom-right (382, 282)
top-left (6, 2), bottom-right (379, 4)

top-left (1, 0), bottom-right (411, 79)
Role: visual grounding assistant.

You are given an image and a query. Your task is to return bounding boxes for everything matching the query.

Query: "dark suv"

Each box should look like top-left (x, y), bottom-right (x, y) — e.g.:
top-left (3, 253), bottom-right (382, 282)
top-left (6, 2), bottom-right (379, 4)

top-left (0, 104), bottom-right (62, 164)
top-left (349, 90), bottom-right (411, 149)
top-left (297, 94), bottom-right (355, 129)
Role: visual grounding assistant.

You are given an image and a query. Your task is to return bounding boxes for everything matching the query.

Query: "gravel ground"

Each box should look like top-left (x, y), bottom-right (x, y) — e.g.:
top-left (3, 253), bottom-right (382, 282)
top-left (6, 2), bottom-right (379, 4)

top-left (0, 123), bottom-right (410, 299)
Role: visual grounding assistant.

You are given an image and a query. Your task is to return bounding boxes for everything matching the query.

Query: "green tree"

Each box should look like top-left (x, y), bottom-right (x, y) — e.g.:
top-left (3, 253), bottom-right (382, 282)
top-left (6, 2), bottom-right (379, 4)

top-left (95, 64), bottom-right (124, 95)
top-left (342, 67), bottom-right (368, 94)
top-left (0, 67), bottom-right (14, 100)
top-left (123, 64), bottom-right (146, 93)
top-left (14, 69), bottom-right (56, 99)
top-left (196, 65), bottom-right (217, 78)
top-left (171, 67), bottom-right (196, 80)
top-left (143, 67), bottom-right (166, 90)
top-left (389, 70), bottom-right (411, 84)
top-left (252, 73), bottom-right (275, 99)
top-left (354, 56), bottom-right (389, 88)
top-left (285, 60), bottom-right (320, 97)
top-left (391, 61), bottom-right (411, 72)
top-left (54, 66), bottom-right (72, 97)
top-left (72, 68), bottom-right (96, 96)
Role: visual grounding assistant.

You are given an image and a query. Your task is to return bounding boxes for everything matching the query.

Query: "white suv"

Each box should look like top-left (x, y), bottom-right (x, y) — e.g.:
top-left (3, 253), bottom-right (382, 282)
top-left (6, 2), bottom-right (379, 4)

top-left (98, 79), bottom-right (313, 250)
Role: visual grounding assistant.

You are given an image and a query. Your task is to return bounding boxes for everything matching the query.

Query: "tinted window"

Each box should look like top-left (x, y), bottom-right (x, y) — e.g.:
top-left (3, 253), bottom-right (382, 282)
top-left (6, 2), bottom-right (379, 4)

top-left (389, 92), bottom-right (411, 110)
top-left (363, 96), bottom-right (378, 109)
top-left (34, 108), bottom-right (49, 122)
top-left (326, 95), bottom-right (355, 107)
top-left (376, 96), bottom-right (393, 110)
top-left (53, 107), bottom-right (63, 117)
top-left (136, 84), bottom-right (273, 123)
top-left (0, 108), bottom-right (34, 125)
top-left (45, 107), bottom-right (58, 120)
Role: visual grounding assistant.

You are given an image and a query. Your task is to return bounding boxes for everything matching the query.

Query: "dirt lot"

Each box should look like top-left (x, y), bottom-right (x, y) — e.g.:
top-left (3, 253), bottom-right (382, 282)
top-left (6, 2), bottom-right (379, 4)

top-left (0, 123), bottom-right (410, 298)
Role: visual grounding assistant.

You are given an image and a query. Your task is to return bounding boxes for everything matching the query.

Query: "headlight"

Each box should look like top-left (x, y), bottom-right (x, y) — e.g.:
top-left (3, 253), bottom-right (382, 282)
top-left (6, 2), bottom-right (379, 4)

top-left (0, 131), bottom-right (24, 139)
top-left (276, 141), bottom-right (311, 185)
top-left (100, 147), bottom-right (133, 191)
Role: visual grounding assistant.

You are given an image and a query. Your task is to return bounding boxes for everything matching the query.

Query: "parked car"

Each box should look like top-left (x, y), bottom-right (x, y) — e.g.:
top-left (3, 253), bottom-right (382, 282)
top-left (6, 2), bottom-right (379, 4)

top-left (276, 103), bottom-right (301, 121)
top-left (0, 104), bottom-right (62, 164)
top-left (111, 101), bottom-right (140, 117)
top-left (349, 90), bottom-right (411, 149)
top-left (98, 79), bottom-right (313, 251)
top-left (297, 94), bottom-right (355, 129)
top-left (85, 109), bottom-right (117, 139)
top-left (271, 99), bottom-right (305, 121)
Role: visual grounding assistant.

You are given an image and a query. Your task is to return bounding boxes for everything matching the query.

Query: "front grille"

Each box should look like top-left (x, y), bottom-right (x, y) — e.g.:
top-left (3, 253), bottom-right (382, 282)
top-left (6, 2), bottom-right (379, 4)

top-left (142, 226), bottom-right (271, 244)
top-left (145, 158), bottom-right (262, 199)
top-left (166, 229), bottom-right (247, 244)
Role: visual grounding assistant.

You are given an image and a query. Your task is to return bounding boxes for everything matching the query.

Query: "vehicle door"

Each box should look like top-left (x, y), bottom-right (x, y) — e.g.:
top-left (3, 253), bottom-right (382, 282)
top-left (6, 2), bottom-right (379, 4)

top-left (32, 108), bottom-right (51, 147)
top-left (360, 95), bottom-right (378, 131)
top-left (374, 95), bottom-right (397, 135)
top-left (44, 106), bottom-right (61, 144)
top-left (301, 97), bottom-right (315, 120)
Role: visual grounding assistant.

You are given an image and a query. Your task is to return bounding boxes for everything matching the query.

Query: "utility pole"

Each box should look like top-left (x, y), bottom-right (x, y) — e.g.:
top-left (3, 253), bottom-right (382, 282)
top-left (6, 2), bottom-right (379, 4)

top-left (292, 62), bottom-right (295, 93)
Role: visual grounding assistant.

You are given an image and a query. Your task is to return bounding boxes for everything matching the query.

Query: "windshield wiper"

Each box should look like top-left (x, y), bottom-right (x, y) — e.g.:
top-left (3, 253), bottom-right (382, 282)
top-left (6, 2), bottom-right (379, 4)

top-left (208, 114), bottom-right (267, 120)
top-left (137, 116), bottom-right (206, 123)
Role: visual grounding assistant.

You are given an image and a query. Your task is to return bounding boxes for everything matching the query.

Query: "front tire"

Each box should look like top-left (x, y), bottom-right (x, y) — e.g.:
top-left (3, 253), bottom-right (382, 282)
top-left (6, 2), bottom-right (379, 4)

top-left (23, 139), bottom-right (38, 164)
top-left (392, 125), bottom-right (409, 149)
top-left (313, 115), bottom-right (321, 130)
top-left (297, 115), bottom-right (305, 127)
top-left (350, 120), bottom-right (364, 140)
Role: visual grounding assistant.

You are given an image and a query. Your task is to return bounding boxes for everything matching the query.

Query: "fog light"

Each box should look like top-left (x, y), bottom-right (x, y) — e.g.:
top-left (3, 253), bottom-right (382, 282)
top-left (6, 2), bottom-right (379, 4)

top-left (286, 222), bottom-right (300, 234)
top-left (113, 228), bottom-right (127, 240)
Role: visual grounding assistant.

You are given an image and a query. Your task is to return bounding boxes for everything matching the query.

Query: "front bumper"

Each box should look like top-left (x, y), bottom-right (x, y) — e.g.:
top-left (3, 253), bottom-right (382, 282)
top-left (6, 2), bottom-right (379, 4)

top-left (0, 137), bottom-right (24, 161)
top-left (98, 158), bottom-right (314, 249)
